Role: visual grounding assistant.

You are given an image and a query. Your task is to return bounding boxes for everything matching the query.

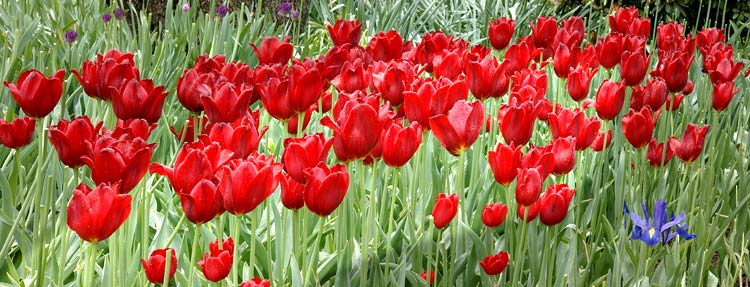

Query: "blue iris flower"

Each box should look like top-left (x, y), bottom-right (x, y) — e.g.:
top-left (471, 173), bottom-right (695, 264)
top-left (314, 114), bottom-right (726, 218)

top-left (624, 199), bottom-right (695, 246)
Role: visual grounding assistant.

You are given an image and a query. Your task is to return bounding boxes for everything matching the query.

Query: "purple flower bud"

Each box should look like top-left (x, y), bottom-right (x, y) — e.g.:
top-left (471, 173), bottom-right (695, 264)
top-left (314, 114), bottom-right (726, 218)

top-left (182, 4), bottom-right (190, 12)
top-left (102, 13), bottom-right (112, 23)
top-left (278, 2), bottom-right (293, 14)
top-left (114, 8), bottom-right (125, 20)
top-left (64, 30), bottom-right (77, 43)
top-left (215, 5), bottom-right (228, 17)
top-left (291, 10), bottom-right (300, 19)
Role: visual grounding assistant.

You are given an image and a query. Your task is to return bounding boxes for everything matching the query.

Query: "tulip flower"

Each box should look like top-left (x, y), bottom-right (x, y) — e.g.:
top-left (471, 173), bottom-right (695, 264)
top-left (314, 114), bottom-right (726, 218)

top-left (280, 173), bottom-right (305, 210)
top-left (429, 100), bottom-right (484, 156)
top-left (366, 30), bottom-right (404, 62)
top-left (404, 78), bottom-right (468, 129)
top-left (465, 55), bottom-right (509, 100)
top-left (696, 28), bottom-right (725, 55)
top-left (199, 237), bottom-right (234, 282)
top-left (420, 271), bottom-right (436, 285)
top-left (480, 251), bottom-right (509, 276)
top-left (150, 141), bottom-right (232, 194)
top-left (665, 93), bottom-right (684, 111)
top-left (72, 49), bottom-right (140, 101)
top-left (332, 60), bottom-right (369, 93)
top-left (48, 116), bottom-right (102, 168)
top-left (566, 65), bottom-right (597, 101)
top-left (304, 162), bottom-right (349, 216)
top-left (282, 133), bottom-right (332, 183)
top-left (110, 78), bottom-right (168, 123)
top-left (553, 44), bottom-right (581, 78)
top-left (83, 135), bottom-right (155, 193)
top-left (203, 82), bottom-right (254, 123)
top-left (241, 278), bottom-right (271, 287)
top-left (596, 34), bottom-right (624, 69)
top-left (531, 16), bottom-right (558, 53)
top-left (482, 203), bottom-right (508, 227)
top-left (620, 50), bottom-right (649, 86)
top-left (548, 108), bottom-right (583, 139)
top-left (595, 80), bottom-right (626, 120)
top-left (260, 64), bottom-right (323, 119)
top-left (178, 179), bottom-right (224, 224)
top-left (431, 50), bottom-right (463, 80)
top-left (0, 117), bottom-right (35, 149)
top-left (488, 17), bottom-right (515, 50)
top-left (646, 138), bottom-right (673, 167)
top-left (498, 100), bottom-right (536, 146)
top-left (668, 123), bottom-right (710, 163)
top-left (487, 143), bottom-right (522, 186)
top-left (521, 146), bottom-right (555, 180)
top-left (201, 116), bottom-right (267, 160)
top-left (176, 68), bottom-right (225, 112)
top-left (708, 58), bottom-right (743, 85)
top-left (517, 201), bottom-right (541, 222)
top-left (515, 168), bottom-right (543, 206)
top-left (503, 41), bottom-right (543, 75)
top-left (432, 193), bottom-right (458, 229)
top-left (328, 19), bottom-right (362, 46)
top-left (621, 106), bottom-right (658, 149)
top-left (141, 248), bottom-right (177, 284)
top-left (67, 183), bottom-right (131, 242)
top-left (370, 61), bottom-right (415, 106)
top-left (382, 121), bottom-right (422, 168)
top-left (218, 155), bottom-right (282, 215)
top-left (250, 36), bottom-right (293, 65)
top-left (591, 130), bottom-right (613, 152)
top-left (624, 199), bottom-right (695, 246)
top-left (642, 78), bottom-right (669, 111)
top-left (321, 98), bottom-right (383, 162)
top-left (575, 116), bottom-right (601, 151)
top-left (549, 137), bottom-right (577, 175)
top-left (539, 184), bottom-right (575, 226)
top-left (4, 69), bottom-right (65, 118)
top-left (412, 31), bottom-right (452, 71)
top-left (660, 52), bottom-right (694, 93)
top-left (712, 81), bottom-right (739, 112)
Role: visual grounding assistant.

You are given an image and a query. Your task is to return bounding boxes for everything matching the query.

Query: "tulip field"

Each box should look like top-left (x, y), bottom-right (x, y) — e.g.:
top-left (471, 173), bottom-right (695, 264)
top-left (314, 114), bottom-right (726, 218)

top-left (2, 0), bottom-right (750, 286)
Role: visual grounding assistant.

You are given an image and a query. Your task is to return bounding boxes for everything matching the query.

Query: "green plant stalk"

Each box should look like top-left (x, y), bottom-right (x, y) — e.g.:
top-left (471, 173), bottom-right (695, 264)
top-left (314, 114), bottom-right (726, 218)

top-left (163, 248), bottom-right (172, 286)
top-left (249, 211), bottom-right (258, 277)
top-left (297, 111), bottom-right (305, 138)
top-left (57, 169), bottom-right (77, 287)
top-left (360, 161), bottom-right (377, 286)
top-left (188, 225), bottom-right (201, 286)
top-left (84, 243), bottom-right (96, 287)
top-left (304, 218), bottom-right (324, 285)
top-left (231, 215), bottom-right (241, 285)
top-left (33, 118), bottom-right (48, 287)
top-left (141, 181), bottom-right (150, 259)
top-left (512, 208), bottom-right (529, 286)
top-left (165, 213), bottom-right (187, 248)
top-left (384, 167), bottom-right (399, 280)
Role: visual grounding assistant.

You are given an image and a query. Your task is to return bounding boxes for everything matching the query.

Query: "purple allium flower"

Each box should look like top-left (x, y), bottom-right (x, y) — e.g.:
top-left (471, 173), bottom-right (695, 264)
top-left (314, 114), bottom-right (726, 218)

top-left (114, 8), bottom-right (125, 20)
top-left (182, 4), bottom-right (190, 12)
top-left (278, 2), bottom-right (293, 15)
top-left (102, 13), bottom-right (112, 23)
top-left (64, 30), bottom-right (77, 43)
top-left (215, 5), bottom-right (228, 17)
top-left (291, 10), bottom-right (300, 19)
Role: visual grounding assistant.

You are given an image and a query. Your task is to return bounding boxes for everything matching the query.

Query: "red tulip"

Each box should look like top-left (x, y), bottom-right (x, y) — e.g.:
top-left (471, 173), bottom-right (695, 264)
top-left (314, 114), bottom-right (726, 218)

top-left (141, 248), bottom-right (177, 284)
top-left (548, 107), bottom-right (583, 139)
top-left (659, 52), bottom-right (694, 93)
top-left (71, 49), bottom-right (140, 101)
top-left (429, 100), bottom-right (484, 156)
top-left (304, 162), bottom-right (349, 217)
top-left (557, 17), bottom-right (585, 47)
top-left (575, 116), bottom-right (601, 151)
top-left (170, 115), bottom-right (209, 143)
top-left (515, 168), bottom-right (543, 206)
top-left (621, 106), bottom-right (657, 149)
top-left (382, 121), bottom-right (422, 168)
top-left (327, 19), bottom-right (362, 46)
top-left (250, 36), bottom-right (293, 65)
top-left (4, 69), bottom-right (65, 118)
top-left (282, 133), bottom-right (332, 183)
top-left (203, 82), bottom-right (254, 123)
top-left (553, 44), bottom-right (581, 78)
top-left (110, 78), bottom-right (168, 124)
top-left (709, 58), bottom-right (743, 85)
top-left (150, 141), bottom-right (232, 195)
top-left (517, 201), bottom-right (541, 222)
top-left (67, 183), bottom-right (131, 242)
top-left (201, 116), bottom-right (267, 160)
top-left (199, 237), bottom-right (234, 282)
top-left (432, 193), bottom-right (458, 229)
top-left (647, 138), bottom-right (673, 167)
top-left (0, 117), bottom-right (35, 149)
top-left (404, 78), bottom-right (468, 129)
top-left (498, 100), bottom-right (536, 145)
top-left (665, 93), bottom-right (684, 111)
top-left (192, 54), bottom-right (227, 74)
top-left (83, 135), bottom-right (155, 193)
top-left (697, 28), bottom-right (725, 55)
top-left (432, 50), bottom-right (463, 80)
top-left (176, 68), bottom-right (225, 112)
top-left (521, 146), bottom-right (555, 179)
top-left (487, 142), bottom-right (522, 186)
top-left (321, 97), bottom-right (383, 162)
top-left (566, 65), bottom-right (597, 101)
top-left (482, 203), bottom-right (508, 228)
top-left (712, 82), bottom-right (739, 112)
top-left (179, 179), bottom-right (224, 224)
top-left (261, 64), bottom-right (323, 119)
top-left (420, 271), bottom-right (436, 285)
top-left (218, 155), bottom-right (282, 215)
top-left (48, 116), bottom-right (101, 168)
top-left (620, 50), bottom-right (649, 86)
top-left (241, 278), bottom-right (271, 287)
top-left (549, 137), bottom-right (576, 175)
top-left (287, 105), bottom-right (316, 135)
top-left (480, 251), bottom-right (509, 276)
top-left (488, 18), bottom-right (515, 50)
top-left (370, 61), bottom-right (414, 106)
top-left (591, 130), bottom-right (613, 152)
top-left (412, 31), bottom-right (453, 71)
top-left (642, 78), bottom-right (669, 111)
top-left (367, 30), bottom-right (404, 62)
top-left (594, 80), bottom-right (626, 120)
top-left (503, 41), bottom-right (543, 74)
top-left (531, 16), bottom-right (558, 52)
top-left (332, 60), bottom-right (369, 93)
top-left (596, 34), bottom-right (624, 69)
top-left (466, 55), bottom-right (509, 100)
top-left (668, 123), bottom-right (710, 163)
top-left (280, 173), bottom-right (305, 210)
top-left (701, 42), bottom-right (734, 73)
top-left (110, 118), bottom-right (156, 141)
top-left (609, 6), bottom-right (650, 38)
top-left (539, 184), bottom-right (575, 226)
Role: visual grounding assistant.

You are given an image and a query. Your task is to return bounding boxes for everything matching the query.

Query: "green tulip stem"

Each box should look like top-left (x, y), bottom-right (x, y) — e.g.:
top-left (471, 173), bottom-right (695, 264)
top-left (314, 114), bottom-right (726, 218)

top-left (188, 225), bottom-right (201, 286)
